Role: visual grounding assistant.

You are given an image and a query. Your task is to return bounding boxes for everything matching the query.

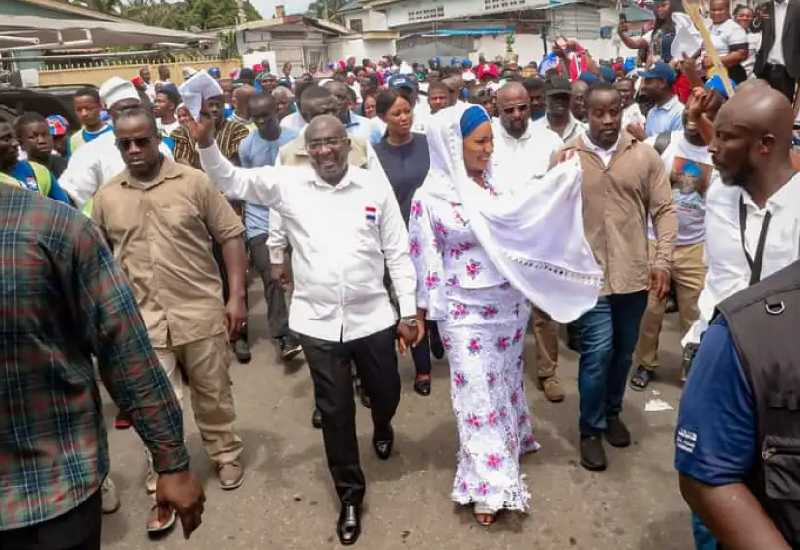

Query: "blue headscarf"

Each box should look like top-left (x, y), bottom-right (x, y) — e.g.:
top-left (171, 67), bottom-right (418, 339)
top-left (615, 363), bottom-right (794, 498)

top-left (459, 105), bottom-right (491, 138)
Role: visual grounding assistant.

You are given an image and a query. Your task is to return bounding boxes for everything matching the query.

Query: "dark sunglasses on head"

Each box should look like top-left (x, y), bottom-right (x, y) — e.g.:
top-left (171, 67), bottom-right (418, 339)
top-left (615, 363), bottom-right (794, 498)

top-left (116, 136), bottom-right (154, 150)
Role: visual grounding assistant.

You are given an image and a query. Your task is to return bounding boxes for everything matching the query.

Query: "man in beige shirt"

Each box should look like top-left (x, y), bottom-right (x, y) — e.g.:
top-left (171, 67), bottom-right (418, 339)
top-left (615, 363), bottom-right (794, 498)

top-left (558, 82), bottom-right (677, 472)
top-left (91, 107), bottom-right (248, 532)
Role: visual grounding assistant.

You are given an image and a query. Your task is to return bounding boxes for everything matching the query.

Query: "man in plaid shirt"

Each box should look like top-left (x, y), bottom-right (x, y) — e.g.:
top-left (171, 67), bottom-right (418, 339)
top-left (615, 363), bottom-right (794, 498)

top-left (0, 183), bottom-right (205, 549)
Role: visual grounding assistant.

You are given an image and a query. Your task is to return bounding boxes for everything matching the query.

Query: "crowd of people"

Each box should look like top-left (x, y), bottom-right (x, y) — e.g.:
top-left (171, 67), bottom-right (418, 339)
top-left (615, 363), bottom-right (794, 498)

top-left (2, 0), bottom-right (800, 547)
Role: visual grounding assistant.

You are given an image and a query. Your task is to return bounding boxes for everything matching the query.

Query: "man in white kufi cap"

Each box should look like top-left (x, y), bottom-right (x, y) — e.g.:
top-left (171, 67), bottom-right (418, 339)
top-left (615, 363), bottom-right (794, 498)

top-left (59, 76), bottom-right (173, 211)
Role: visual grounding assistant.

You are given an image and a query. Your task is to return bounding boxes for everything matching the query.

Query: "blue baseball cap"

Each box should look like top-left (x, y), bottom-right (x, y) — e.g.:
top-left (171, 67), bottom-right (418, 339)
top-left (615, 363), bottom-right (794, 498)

top-left (639, 62), bottom-right (676, 85)
top-left (388, 73), bottom-right (418, 91)
top-left (704, 74), bottom-right (735, 99)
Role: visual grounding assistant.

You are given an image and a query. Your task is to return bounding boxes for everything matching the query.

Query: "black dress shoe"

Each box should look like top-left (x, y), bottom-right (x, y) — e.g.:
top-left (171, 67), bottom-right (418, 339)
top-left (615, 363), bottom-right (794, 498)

top-left (337, 503), bottom-right (361, 545)
top-left (311, 407), bottom-right (322, 429)
top-left (373, 426), bottom-right (394, 460)
top-left (580, 435), bottom-right (607, 471)
top-left (413, 377), bottom-right (431, 396)
top-left (605, 416), bottom-right (631, 448)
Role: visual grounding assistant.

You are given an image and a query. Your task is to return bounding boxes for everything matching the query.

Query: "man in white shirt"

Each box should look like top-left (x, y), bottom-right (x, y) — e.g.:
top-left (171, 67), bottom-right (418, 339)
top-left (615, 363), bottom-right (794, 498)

top-left (192, 113), bottom-right (421, 546)
top-left (492, 81), bottom-right (567, 403)
top-left (684, 84), bottom-right (800, 356)
top-left (60, 77), bottom-right (173, 211)
top-left (532, 76), bottom-right (587, 143)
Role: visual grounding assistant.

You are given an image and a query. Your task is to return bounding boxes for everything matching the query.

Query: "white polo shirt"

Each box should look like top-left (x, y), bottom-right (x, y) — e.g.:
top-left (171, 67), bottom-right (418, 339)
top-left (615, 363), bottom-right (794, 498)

top-left (491, 118), bottom-right (563, 180)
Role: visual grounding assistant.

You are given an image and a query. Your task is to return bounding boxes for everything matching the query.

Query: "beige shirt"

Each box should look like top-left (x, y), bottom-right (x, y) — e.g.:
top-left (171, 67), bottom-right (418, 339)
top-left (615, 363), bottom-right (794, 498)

top-left (562, 132), bottom-right (677, 296)
top-left (92, 157), bottom-right (245, 347)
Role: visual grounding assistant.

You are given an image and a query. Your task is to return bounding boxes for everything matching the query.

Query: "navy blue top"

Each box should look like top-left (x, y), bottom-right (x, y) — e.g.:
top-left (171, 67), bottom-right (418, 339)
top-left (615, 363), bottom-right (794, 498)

top-left (372, 133), bottom-right (430, 225)
top-left (674, 318), bottom-right (758, 485)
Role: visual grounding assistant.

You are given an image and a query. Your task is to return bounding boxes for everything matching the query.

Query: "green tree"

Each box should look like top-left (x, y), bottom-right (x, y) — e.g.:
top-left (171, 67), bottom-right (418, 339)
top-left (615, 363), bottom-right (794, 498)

top-left (306, 0), bottom-right (348, 24)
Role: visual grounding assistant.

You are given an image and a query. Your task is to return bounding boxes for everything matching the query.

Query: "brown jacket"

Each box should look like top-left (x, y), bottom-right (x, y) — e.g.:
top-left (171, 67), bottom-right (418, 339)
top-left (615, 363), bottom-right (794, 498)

top-left (561, 131), bottom-right (677, 296)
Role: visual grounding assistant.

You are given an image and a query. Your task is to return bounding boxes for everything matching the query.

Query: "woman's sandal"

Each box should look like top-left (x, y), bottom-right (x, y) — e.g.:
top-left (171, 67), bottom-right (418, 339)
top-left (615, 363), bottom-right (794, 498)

top-left (146, 504), bottom-right (176, 535)
top-left (629, 366), bottom-right (653, 392)
top-left (473, 504), bottom-right (496, 526)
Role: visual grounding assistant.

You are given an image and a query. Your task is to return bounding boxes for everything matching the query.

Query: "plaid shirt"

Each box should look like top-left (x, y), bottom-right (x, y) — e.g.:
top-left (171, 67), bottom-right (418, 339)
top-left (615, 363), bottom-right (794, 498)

top-left (0, 185), bottom-right (189, 531)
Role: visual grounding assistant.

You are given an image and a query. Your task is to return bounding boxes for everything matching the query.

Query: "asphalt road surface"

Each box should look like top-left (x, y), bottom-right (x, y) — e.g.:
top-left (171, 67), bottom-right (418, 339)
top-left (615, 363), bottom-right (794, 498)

top-left (102, 281), bottom-right (694, 550)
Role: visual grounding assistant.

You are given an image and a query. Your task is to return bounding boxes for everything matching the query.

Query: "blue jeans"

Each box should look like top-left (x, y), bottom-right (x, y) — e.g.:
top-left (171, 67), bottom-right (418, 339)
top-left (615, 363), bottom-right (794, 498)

top-left (577, 291), bottom-right (648, 435)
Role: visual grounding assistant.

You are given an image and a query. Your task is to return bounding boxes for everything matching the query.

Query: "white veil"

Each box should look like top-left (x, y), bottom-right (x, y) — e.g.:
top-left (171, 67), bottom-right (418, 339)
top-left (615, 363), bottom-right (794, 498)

top-left (424, 103), bottom-right (603, 323)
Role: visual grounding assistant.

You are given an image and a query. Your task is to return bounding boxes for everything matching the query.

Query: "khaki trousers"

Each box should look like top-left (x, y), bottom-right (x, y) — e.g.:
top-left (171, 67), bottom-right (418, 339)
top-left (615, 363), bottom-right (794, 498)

top-left (635, 242), bottom-right (706, 371)
top-left (154, 332), bottom-right (243, 464)
top-left (532, 306), bottom-right (559, 379)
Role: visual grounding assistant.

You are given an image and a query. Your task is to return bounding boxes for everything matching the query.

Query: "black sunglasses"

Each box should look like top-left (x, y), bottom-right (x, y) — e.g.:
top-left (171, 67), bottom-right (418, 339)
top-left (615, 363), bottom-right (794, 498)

top-left (116, 136), bottom-right (154, 150)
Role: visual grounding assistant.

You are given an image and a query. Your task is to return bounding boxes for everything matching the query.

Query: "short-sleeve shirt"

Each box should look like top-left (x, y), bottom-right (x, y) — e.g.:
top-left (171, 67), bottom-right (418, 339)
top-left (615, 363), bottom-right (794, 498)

top-left (708, 19), bottom-right (749, 81)
top-left (372, 133), bottom-right (430, 224)
top-left (92, 157), bottom-right (245, 347)
top-left (646, 131), bottom-right (713, 245)
top-left (674, 318), bottom-right (757, 485)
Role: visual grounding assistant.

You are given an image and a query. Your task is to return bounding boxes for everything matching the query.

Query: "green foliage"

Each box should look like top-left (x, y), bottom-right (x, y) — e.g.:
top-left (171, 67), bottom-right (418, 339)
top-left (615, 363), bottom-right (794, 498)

top-left (306, 0), bottom-right (348, 24)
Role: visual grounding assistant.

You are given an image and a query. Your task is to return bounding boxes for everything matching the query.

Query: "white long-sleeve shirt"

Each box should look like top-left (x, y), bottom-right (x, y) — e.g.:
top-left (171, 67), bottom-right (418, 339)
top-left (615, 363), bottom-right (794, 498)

top-left (59, 129), bottom-right (173, 209)
top-left (491, 118), bottom-right (563, 180)
top-left (199, 142), bottom-right (416, 342)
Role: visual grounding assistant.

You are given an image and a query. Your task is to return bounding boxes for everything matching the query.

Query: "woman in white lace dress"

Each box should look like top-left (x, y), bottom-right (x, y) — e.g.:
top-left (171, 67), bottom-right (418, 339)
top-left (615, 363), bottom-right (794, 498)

top-left (408, 103), bottom-right (602, 525)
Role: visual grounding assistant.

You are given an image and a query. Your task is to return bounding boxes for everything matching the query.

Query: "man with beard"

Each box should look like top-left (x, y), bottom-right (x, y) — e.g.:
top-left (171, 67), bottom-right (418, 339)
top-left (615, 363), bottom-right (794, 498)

top-left (523, 77), bottom-right (547, 121)
top-left (557, 82), bottom-right (676, 471)
top-left (492, 81), bottom-right (566, 403)
top-left (676, 82), bottom-right (800, 550)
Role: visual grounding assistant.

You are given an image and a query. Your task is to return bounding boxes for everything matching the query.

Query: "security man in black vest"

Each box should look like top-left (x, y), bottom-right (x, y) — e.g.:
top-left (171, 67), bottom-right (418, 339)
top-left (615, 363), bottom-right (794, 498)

top-left (675, 260), bottom-right (800, 549)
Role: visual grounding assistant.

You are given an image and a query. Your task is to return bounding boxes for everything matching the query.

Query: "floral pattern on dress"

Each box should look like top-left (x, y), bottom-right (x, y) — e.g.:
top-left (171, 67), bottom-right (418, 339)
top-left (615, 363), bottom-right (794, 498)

top-left (409, 238), bottom-right (421, 258)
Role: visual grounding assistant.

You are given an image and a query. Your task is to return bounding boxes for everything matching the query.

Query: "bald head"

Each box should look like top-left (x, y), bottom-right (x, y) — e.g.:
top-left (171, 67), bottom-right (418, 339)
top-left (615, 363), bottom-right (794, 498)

top-left (232, 84), bottom-right (255, 118)
top-left (496, 81), bottom-right (528, 107)
top-left (711, 84), bottom-right (795, 190)
top-left (306, 114), bottom-right (346, 141)
top-left (722, 84), bottom-right (794, 148)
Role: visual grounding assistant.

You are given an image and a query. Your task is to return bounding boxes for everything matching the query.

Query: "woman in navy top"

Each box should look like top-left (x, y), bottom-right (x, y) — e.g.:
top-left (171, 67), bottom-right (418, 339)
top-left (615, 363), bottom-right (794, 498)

top-left (372, 88), bottom-right (443, 396)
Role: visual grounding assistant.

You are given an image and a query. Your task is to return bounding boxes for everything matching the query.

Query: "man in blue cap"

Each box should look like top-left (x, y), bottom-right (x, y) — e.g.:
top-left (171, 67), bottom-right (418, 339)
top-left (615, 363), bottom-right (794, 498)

top-left (638, 62), bottom-right (685, 139)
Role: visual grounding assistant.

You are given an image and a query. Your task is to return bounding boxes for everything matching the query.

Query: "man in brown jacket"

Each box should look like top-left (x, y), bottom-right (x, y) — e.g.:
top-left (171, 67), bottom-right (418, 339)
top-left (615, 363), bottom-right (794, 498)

top-left (559, 82), bottom-right (678, 471)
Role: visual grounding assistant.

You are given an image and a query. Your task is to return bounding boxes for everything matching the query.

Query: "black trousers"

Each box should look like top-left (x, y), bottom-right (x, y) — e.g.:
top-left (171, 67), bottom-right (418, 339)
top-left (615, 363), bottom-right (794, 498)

top-left (0, 490), bottom-right (101, 550)
top-left (248, 234), bottom-right (289, 339)
top-left (760, 63), bottom-right (798, 102)
top-left (298, 326), bottom-right (401, 505)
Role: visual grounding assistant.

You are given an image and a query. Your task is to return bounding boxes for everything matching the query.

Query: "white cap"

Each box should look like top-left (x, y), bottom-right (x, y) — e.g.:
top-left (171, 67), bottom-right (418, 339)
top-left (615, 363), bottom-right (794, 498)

top-left (99, 76), bottom-right (140, 109)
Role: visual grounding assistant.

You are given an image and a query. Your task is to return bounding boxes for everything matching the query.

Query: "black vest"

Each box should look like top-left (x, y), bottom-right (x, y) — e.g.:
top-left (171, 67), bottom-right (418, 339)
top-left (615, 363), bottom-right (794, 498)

top-left (717, 260), bottom-right (800, 545)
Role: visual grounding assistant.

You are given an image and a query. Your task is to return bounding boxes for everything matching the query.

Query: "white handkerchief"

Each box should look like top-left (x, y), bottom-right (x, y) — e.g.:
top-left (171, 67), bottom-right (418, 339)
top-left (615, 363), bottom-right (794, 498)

top-left (178, 72), bottom-right (224, 120)
top-left (671, 12), bottom-right (703, 60)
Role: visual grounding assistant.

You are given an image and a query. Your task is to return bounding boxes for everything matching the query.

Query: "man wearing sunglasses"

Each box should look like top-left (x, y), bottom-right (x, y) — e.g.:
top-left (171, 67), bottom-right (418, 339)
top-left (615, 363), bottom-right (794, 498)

top-left (193, 112), bottom-right (422, 546)
top-left (59, 77), bottom-right (173, 213)
top-left (90, 107), bottom-right (249, 534)
top-left (491, 81), bottom-right (568, 404)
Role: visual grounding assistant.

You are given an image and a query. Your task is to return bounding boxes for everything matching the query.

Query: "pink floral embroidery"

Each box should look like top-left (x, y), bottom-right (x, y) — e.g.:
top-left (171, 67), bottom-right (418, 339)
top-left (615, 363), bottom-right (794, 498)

top-left (487, 372), bottom-right (497, 387)
top-left (433, 220), bottom-right (448, 237)
top-left (512, 328), bottom-right (523, 344)
top-left (433, 236), bottom-right (445, 253)
top-left (409, 238), bottom-right (421, 257)
top-left (510, 390), bottom-right (519, 405)
top-left (450, 303), bottom-right (468, 320)
top-left (446, 275), bottom-right (459, 288)
top-left (453, 371), bottom-right (467, 388)
top-left (518, 412), bottom-right (529, 426)
top-left (459, 242), bottom-right (474, 252)
top-left (442, 336), bottom-right (452, 350)
top-left (467, 337), bottom-right (482, 355)
top-left (486, 410), bottom-right (499, 426)
top-left (466, 413), bottom-right (482, 428)
top-left (465, 260), bottom-right (482, 280)
top-left (498, 407), bottom-right (509, 419)
top-left (481, 305), bottom-right (499, 319)
top-left (425, 272), bottom-right (440, 289)
top-left (496, 336), bottom-right (510, 351)
top-left (477, 482), bottom-right (490, 496)
top-left (486, 453), bottom-right (503, 470)
top-left (410, 200), bottom-right (423, 219)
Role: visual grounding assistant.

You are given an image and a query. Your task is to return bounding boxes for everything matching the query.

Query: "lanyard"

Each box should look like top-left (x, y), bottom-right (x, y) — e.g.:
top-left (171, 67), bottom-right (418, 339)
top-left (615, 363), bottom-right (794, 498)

top-left (738, 195), bottom-right (772, 286)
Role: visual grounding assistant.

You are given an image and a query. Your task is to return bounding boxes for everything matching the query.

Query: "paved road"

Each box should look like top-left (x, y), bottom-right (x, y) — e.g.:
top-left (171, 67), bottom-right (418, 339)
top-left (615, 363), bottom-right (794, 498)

top-left (102, 282), bottom-right (694, 550)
